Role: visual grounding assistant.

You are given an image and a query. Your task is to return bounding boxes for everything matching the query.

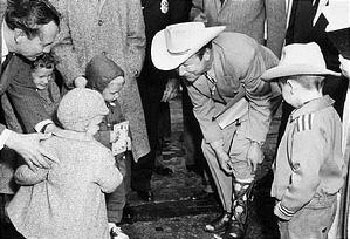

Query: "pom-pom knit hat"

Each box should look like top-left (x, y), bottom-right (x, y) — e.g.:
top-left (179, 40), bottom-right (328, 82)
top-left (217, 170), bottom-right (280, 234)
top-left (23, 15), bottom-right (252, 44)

top-left (57, 88), bottom-right (109, 127)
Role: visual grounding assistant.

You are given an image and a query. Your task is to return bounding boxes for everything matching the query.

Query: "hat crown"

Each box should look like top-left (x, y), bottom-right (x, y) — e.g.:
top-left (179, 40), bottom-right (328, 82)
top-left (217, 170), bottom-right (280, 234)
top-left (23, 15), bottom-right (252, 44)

top-left (260, 42), bottom-right (340, 79)
top-left (151, 21), bottom-right (225, 70)
top-left (280, 42), bottom-right (327, 69)
top-left (165, 22), bottom-right (205, 54)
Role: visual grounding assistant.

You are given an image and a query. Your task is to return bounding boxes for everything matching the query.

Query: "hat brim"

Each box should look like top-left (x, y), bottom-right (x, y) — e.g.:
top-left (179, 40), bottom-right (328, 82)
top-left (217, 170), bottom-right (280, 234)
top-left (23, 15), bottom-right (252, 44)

top-left (261, 64), bottom-right (341, 80)
top-left (151, 26), bottom-right (226, 70)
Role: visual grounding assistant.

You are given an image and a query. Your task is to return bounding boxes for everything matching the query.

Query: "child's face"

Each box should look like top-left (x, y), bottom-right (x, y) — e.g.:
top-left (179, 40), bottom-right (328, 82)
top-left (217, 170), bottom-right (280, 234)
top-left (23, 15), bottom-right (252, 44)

top-left (102, 76), bottom-right (125, 102)
top-left (86, 115), bottom-right (104, 136)
top-left (32, 67), bottom-right (54, 90)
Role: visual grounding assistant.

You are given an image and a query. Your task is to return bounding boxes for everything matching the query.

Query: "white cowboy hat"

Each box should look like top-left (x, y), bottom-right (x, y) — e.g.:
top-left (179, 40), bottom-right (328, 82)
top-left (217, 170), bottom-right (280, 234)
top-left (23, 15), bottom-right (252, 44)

top-left (261, 42), bottom-right (340, 79)
top-left (151, 22), bottom-right (226, 70)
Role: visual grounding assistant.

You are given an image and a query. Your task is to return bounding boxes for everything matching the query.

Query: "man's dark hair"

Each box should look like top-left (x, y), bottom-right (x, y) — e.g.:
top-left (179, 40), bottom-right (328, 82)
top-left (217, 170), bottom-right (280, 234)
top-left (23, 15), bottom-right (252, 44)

top-left (197, 41), bottom-right (213, 60)
top-left (5, 0), bottom-right (60, 39)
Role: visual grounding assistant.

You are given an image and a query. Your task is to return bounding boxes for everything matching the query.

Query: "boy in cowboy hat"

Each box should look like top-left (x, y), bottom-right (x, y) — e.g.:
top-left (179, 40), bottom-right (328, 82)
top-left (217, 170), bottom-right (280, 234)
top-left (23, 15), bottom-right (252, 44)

top-left (261, 42), bottom-right (345, 239)
top-left (152, 21), bottom-right (280, 238)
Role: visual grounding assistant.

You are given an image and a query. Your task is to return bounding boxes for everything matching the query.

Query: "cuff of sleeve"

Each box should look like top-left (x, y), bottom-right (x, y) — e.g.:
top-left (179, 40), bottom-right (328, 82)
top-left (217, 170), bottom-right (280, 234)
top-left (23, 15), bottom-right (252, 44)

top-left (0, 129), bottom-right (15, 150)
top-left (248, 139), bottom-right (264, 148)
top-left (35, 119), bottom-right (54, 133)
top-left (274, 202), bottom-right (295, 220)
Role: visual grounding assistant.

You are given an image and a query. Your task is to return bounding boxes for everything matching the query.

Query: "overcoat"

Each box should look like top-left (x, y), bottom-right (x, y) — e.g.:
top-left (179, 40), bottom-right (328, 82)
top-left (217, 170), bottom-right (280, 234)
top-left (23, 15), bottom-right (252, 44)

top-left (50, 0), bottom-right (150, 160)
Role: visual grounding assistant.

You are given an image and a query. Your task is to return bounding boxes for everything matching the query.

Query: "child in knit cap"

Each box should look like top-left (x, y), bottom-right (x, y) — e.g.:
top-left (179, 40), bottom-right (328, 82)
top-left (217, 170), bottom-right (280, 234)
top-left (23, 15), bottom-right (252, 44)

top-left (85, 54), bottom-right (130, 238)
top-left (6, 88), bottom-right (123, 239)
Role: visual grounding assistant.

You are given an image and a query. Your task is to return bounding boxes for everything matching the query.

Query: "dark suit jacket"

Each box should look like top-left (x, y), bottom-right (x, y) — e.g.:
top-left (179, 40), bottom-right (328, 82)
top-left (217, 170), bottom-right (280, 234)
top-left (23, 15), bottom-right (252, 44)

top-left (139, 0), bottom-right (192, 86)
top-left (6, 55), bottom-right (53, 133)
top-left (1, 2), bottom-right (51, 134)
top-left (286, 0), bottom-right (339, 71)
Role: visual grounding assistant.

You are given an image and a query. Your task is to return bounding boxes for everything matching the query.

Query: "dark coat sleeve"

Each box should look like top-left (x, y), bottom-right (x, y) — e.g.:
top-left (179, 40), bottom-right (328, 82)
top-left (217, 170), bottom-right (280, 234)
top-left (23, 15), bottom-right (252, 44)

top-left (6, 59), bottom-right (51, 133)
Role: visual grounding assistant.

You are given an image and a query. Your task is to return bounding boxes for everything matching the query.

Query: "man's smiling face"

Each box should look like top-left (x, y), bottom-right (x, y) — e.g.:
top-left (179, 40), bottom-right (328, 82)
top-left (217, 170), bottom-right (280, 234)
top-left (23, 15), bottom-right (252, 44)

top-left (16, 21), bottom-right (58, 61)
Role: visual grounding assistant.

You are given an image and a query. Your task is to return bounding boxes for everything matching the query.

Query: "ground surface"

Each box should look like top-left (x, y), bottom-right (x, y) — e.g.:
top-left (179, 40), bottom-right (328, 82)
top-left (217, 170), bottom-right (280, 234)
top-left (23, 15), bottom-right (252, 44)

top-left (121, 101), bottom-right (282, 239)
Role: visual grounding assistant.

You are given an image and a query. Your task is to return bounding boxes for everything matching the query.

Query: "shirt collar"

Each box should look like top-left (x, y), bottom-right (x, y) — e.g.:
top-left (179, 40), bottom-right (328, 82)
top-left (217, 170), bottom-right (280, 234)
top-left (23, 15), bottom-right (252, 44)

top-left (1, 19), bottom-right (9, 63)
top-left (52, 128), bottom-right (96, 142)
top-left (291, 95), bottom-right (334, 119)
top-left (205, 62), bottom-right (216, 83)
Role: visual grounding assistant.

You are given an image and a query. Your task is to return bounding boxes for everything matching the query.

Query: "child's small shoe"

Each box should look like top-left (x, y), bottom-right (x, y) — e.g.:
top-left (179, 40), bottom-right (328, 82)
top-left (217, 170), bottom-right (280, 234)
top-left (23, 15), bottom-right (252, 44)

top-left (109, 223), bottom-right (129, 239)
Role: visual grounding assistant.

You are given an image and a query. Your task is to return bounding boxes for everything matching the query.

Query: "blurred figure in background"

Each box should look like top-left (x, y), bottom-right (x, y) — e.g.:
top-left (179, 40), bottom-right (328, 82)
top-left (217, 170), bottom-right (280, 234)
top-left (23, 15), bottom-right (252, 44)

top-left (49, 0), bottom-right (150, 205)
top-left (135, 0), bottom-right (192, 200)
top-left (191, 0), bottom-right (286, 57)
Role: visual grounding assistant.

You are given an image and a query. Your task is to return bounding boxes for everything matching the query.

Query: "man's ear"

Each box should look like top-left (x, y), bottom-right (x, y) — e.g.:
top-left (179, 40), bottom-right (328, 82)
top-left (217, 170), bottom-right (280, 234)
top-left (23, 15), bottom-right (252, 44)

top-left (287, 80), bottom-right (295, 95)
top-left (13, 28), bottom-right (27, 43)
top-left (203, 48), bottom-right (211, 61)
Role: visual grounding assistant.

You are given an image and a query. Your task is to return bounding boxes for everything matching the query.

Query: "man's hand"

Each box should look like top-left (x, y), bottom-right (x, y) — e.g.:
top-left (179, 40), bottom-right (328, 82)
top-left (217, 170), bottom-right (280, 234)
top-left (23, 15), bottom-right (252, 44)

top-left (5, 132), bottom-right (59, 170)
top-left (247, 141), bottom-right (263, 172)
top-left (211, 141), bottom-right (233, 174)
top-left (190, 8), bottom-right (207, 23)
top-left (162, 78), bottom-right (179, 102)
top-left (74, 76), bottom-right (87, 88)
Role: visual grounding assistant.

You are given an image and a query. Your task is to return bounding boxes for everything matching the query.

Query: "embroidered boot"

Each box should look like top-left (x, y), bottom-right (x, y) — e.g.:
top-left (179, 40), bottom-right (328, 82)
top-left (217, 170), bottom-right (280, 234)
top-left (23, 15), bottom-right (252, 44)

top-left (221, 180), bottom-right (254, 239)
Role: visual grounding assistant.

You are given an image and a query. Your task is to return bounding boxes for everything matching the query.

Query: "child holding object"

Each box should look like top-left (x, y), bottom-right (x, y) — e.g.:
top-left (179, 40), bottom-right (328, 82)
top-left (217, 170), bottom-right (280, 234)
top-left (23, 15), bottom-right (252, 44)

top-left (261, 42), bottom-right (346, 239)
top-left (7, 88), bottom-right (123, 239)
top-left (86, 54), bottom-right (130, 239)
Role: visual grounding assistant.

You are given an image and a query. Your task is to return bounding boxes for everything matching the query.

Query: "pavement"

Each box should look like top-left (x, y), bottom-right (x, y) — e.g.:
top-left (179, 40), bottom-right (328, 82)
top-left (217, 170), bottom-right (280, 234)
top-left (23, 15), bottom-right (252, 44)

top-left (122, 104), bottom-right (282, 239)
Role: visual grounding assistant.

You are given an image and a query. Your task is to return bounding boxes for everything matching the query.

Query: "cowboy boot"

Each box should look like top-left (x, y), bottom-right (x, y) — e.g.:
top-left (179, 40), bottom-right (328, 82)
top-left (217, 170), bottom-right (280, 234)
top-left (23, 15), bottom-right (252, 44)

top-left (204, 211), bottom-right (232, 233)
top-left (221, 179), bottom-right (254, 239)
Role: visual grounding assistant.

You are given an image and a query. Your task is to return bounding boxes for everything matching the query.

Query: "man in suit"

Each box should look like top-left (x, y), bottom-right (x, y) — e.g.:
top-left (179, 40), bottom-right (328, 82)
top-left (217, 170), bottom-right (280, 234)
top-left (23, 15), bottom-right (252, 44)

top-left (135, 0), bottom-right (192, 201)
top-left (0, 1), bottom-right (60, 237)
top-left (0, 0), bottom-right (59, 170)
top-left (191, 0), bottom-right (286, 58)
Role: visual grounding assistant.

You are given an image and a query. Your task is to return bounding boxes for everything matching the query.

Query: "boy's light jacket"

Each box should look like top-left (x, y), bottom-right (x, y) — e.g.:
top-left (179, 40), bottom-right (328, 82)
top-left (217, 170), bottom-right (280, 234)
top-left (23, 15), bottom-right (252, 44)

top-left (271, 96), bottom-right (345, 213)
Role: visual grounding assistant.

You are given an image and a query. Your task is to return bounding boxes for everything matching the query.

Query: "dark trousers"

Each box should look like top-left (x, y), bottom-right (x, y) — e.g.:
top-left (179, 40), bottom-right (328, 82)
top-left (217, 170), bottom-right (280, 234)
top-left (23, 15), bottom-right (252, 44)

top-left (182, 85), bottom-right (207, 176)
top-left (132, 78), bottom-right (165, 191)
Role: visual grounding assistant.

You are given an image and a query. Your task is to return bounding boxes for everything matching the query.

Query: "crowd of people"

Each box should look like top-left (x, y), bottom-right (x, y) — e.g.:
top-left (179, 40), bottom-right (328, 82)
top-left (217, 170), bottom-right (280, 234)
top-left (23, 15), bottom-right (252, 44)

top-left (0, 0), bottom-right (349, 239)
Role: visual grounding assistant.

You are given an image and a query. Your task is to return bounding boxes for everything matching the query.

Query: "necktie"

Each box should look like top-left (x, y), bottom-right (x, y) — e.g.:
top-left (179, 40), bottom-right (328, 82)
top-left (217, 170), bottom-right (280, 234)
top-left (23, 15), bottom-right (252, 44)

top-left (0, 53), bottom-right (15, 95)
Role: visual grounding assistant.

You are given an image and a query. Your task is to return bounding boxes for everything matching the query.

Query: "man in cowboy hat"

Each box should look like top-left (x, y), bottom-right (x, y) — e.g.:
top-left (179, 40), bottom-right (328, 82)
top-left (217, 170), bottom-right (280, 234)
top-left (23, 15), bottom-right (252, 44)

top-left (152, 21), bottom-right (280, 238)
top-left (261, 42), bottom-right (345, 239)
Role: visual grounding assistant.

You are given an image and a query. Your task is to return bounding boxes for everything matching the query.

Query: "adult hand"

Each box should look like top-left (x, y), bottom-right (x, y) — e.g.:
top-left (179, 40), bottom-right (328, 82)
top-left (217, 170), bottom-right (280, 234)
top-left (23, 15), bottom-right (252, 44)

top-left (162, 78), bottom-right (179, 102)
top-left (211, 141), bottom-right (233, 174)
top-left (74, 76), bottom-right (87, 88)
top-left (5, 132), bottom-right (59, 170)
top-left (191, 8), bottom-right (207, 23)
top-left (247, 141), bottom-right (263, 172)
